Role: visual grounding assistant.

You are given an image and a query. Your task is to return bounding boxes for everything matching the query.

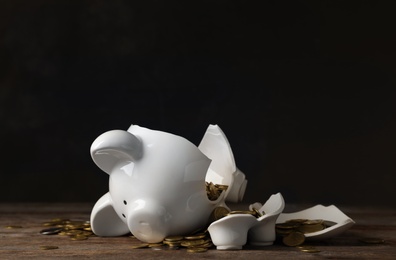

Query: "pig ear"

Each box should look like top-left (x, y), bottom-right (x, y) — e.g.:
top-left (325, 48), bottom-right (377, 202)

top-left (90, 130), bottom-right (143, 174)
top-left (90, 192), bottom-right (130, 236)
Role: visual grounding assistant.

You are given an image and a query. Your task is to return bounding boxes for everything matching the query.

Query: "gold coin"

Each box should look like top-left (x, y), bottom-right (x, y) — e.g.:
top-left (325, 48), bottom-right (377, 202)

top-left (213, 207), bottom-right (230, 220)
top-left (131, 243), bottom-right (149, 249)
top-left (216, 184), bottom-right (228, 190)
top-left (39, 245), bottom-right (59, 250)
top-left (187, 247), bottom-right (208, 253)
top-left (5, 225), bottom-right (23, 229)
top-left (40, 227), bottom-right (63, 235)
top-left (194, 242), bottom-right (213, 248)
top-left (66, 224), bottom-right (85, 230)
top-left (42, 222), bottom-right (56, 227)
top-left (181, 239), bottom-right (206, 247)
top-left (148, 243), bottom-right (163, 247)
top-left (276, 222), bottom-right (299, 229)
top-left (184, 233), bottom-right (206, 240)
top-left (81, 231), bottom-right (93, 236)
top-left (164, 235), bottom-right (184, 242)
top-left (70, 235), bottom-right (88, 240)
top-left (51, 218), bottom-right (68, 222)
top-left (163, 241), bottom-right (181, 247)
top-left (297, 223), bottom-right (325, 233)
top-left (252, 207), bottom-right (263, 217)
top-left (66, 230), bottom-right (82, 236)
top-left (282, 231), bottom-right (305, 246)
top-left (359, 237), bottom-right (385, 244)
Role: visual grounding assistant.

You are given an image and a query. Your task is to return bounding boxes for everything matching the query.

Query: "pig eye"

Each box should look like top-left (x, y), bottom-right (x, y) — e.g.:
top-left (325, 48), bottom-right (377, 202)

top-left (122, 214), bottom-right (126, 218)
top-left (123, 200), bottom-right (127, 205)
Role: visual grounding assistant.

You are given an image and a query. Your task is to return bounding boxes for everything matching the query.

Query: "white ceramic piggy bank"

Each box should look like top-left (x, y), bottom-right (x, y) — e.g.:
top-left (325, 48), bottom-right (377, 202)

top-left (90, 124), bottom-right (247, 243)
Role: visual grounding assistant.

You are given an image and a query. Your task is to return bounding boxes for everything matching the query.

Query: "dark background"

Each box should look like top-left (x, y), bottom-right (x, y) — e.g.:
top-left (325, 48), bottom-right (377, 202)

top-left (1, 0), bottom-right (395, 208)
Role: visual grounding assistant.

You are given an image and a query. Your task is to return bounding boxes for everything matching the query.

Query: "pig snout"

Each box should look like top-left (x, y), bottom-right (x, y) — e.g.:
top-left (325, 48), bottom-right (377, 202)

top-left (127, 199), bottom-right (170, 243)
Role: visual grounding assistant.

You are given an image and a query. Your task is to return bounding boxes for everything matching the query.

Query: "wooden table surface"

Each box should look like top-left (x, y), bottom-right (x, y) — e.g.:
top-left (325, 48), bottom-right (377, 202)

top-left (1, 203), bottom-right (395, 259)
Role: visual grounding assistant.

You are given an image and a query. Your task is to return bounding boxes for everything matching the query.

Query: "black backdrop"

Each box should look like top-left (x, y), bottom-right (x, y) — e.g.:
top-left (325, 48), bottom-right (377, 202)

top-left (1, 0), bottom-right (395, 208)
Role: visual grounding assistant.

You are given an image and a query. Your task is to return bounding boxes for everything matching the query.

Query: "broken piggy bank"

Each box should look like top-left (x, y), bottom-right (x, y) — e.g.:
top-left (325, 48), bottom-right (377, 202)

top-left (89, 124), bottom-right (247, 243)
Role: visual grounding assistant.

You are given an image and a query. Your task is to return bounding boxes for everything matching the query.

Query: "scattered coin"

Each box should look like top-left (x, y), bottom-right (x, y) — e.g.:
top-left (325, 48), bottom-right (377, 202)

top-left (40, 227), bottom-right (63, 235)
top-left (187, 247), bottom-right (208, 253)
top-left (5, 225), bottom-right (23, 229)
top-left (40, 218), bottom-right (94, 240)
top-left (282, 231), bottom-right (305, 247)
top-left (276, 218), bottom-right (333, 246)
top-left (39, 245), bottom-right (59, 250)
top-left (70, 234), bottom-right (88, 241)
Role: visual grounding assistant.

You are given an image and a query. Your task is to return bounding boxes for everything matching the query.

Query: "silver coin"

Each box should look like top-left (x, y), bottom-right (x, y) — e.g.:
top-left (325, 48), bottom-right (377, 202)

top-left (40, 227), bottom-right (63, 235)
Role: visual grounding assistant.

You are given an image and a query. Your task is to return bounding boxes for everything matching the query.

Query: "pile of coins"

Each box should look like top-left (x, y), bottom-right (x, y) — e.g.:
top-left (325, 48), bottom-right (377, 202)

top-left (40, 218), bottom-right (94, 241)
top-left (131, 231), bottom-right (214, 253)
top-left (206, 182), bottom-right (228, 201)
top-left (275, 219), bottom-right (334, 246)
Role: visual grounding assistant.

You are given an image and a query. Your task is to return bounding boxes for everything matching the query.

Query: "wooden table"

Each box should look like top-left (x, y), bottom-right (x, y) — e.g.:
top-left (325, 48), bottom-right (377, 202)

top-left (1, 203), bottom-right (395, 259)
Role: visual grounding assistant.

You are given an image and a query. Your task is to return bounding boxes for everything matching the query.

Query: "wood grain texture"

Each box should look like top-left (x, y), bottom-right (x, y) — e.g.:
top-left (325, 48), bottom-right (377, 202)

top-left (1, 203), bottom-right (395, 259)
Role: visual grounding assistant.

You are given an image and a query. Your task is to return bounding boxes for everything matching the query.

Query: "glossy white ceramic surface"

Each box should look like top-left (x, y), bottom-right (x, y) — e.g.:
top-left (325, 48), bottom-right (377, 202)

top-left (90, 124), bottom-right (241, 243)
top-left (248, 193), bottom-right (285, 246)
top-left (198, 124), bottom-right (247, 203)
top-left (276, 204), bottom-right (355, 240)
top-left (208, 192), bottom-right (285, 250)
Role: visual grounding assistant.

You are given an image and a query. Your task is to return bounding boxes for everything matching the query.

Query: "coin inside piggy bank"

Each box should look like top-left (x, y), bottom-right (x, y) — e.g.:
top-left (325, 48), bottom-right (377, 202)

top-left (89, 124), bottom-right (247, 243)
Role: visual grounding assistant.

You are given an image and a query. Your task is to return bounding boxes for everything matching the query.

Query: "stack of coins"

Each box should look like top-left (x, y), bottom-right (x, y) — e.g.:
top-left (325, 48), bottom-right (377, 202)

top-left (131, 231), bottom-right (214, 253)
top-left (40, 218), bottom-right (94, 241)
top-left (206, 182), bottom-right (228, 201)
top-left (275, 219), bottom-right (334, 246)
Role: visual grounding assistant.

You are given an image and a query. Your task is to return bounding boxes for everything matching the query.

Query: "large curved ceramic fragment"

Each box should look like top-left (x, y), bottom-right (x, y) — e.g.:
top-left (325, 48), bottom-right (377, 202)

top-left (208, 192), bottom-right (284, 250)
top-left (276, 204), bottom-right (355, 240)
top-left (198, 124), bottom-right (247, 203)
top-left (248, 192), bottom-right (285, 245)
top-left (208, 214), bottom-right (258, 250)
